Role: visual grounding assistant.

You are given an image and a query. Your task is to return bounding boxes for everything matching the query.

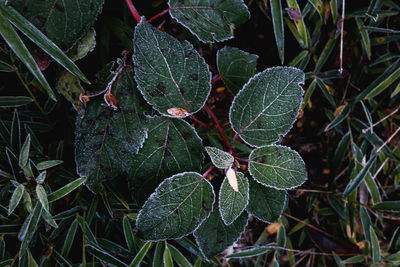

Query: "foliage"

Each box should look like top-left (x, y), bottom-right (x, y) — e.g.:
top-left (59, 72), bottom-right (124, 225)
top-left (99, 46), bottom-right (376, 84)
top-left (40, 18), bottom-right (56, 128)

top-left (0, 0), bottom-right (400, 266)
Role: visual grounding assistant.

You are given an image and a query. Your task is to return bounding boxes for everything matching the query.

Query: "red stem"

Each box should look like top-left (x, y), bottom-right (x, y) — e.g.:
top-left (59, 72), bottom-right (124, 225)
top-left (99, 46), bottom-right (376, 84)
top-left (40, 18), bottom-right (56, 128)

top-left (202, 165), bottom-right (215, 178)
top-left (190, 115), bottom-right (214, 127)
top-left (148, 8), bottom-right (171, 23)
top-left (211, 75), bottom-right (222, 85)
top-left (203, 105), bottom-right (231, 150)
top-left (124, 0), bottom-right (141, 24)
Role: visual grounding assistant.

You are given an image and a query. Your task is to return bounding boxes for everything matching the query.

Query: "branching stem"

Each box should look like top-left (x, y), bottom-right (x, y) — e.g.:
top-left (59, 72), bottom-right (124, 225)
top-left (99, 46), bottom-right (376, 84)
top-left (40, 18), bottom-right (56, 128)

top-left (148, 8), bottom-right (171, 23)
top-left (203, 104), bottom-right (231, 150)
top-left (202, 165), bottom-right (215, 178)
top-left (124, 0), bottom-right (141, 24)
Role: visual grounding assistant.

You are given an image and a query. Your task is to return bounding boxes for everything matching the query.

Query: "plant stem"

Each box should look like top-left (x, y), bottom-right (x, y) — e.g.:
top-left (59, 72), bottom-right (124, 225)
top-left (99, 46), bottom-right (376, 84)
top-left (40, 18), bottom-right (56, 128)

top-left (124, 0), bottom-right (141, 24)
top-left (148, 8), bottom-right (171, 23)
top-left (211, 75), bottom-right (222, 85)
top-left (203, 104), bottom-right (231, 150)
top-left (190, 115), bottom-right (214, 127)
top-left (202, 165), bottom-right (215, 178)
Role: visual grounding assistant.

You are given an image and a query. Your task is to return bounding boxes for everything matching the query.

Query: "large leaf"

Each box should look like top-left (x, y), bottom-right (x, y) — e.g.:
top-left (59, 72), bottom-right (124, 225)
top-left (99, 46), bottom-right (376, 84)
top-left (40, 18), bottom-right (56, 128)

top-left (136, 172), bottom-right (215, 240)
top-left (246, 177), bottom-right (286, 223)
top-left (219, 172), bottom-right (249, 225)
top-left (129, 116), bottom-right (203, 203)
top-left (205, 146), bottom-right (234, 169)
top-left (168, 0), bottom-right (250, 43)
top-left (230, 67), bottom-right (304, 147)
top-left (8, 0), bottom-right (104, 50)
top-left (133, 19), bottom-right (211, 118)
top-left (248, 145), bottom-right (307, 190)
top-left (194, 203), bottom-right (248, 257)
top-left (217, 46), bottom-right (258, 94)
top-left (75, 64), bottom-right (150, 192)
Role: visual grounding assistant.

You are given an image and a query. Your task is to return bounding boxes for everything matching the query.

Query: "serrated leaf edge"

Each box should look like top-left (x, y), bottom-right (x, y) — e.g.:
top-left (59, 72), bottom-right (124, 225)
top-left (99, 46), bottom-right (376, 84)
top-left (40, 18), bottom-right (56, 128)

top-left (228, 66), bottom-right (305, 148)
top-left (248, 144), bottom-right (307, 190)
top-left (135, 171), bottom-right (215, 242)
top-left (205, 146), bottom-right (234, 169)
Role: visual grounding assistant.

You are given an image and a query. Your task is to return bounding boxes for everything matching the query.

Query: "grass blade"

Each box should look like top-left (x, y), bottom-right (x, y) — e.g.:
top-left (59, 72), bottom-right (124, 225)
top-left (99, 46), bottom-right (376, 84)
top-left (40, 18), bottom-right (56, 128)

top-left (163, 245), bottom-right (173, 267)
top-left (356, 18), bottom-right (371, 60)
top-left (286, 0), bottom-right (310, 48)
top-left (365, 67), bottom-right (400, 99)
top-left (8, 184), bottom-right (24, 215)
top-left (47, 177), bottom-right (86, 202)
top-left (122, 216), bottom-right (135, 252)
top-left (343, 155), bottom-right (377, 197)
top-left (0, 96), bottom-right (32, 107)
top-left (370, 225), bottom-right (381, 263)
top-left (374, 201), bottom-right (400, 211)
top-left (86, 244), bottom-right (128, 267)
top-left (61, 219), bottom-right (78, 257)
top-left (129, 241), bottom-right (152, 267)
top-left (270, 0), bottom-right (284, 64)
top-left (18, 134), bottom-right (30, 168)
top-left (168, 244), bottom-right (192, 267)
top-left (330, 0), bottom-right (338, 23)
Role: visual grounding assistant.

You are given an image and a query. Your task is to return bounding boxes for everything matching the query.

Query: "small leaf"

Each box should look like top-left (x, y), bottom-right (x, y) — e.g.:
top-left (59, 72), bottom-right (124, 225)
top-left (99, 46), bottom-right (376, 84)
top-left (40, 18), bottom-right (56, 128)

top-left (205, 146), bottom-right (234, 169)
top-left (86, 244), bottom-right (127, 267)
top-left (219, 172), bottom-right (249, 225)
top-left (36, 160), bottom-right (63, 171)
top-left (133, 19), bottom-right (211, 118)
top-left (8, 183), bottom-right (24, 215)
top-left (36, 184), bottom-right (49, 212)
top-left (136, 172), bottom-right (214, 240)
top-left (217, 46), bottom-right (258, 94)
top-left (270, 0), bottom-right (285, 64)
top-left (314, 31), bottom-right (339, 73)
top-left (370, 225), bottom-right (381, 263)
top-left (343, 155), bottom-right (377, 197)
top-left (330, 0), bottom-right (338, 23)
top-left (169, 0), bottom-right (250, 43)
top-left (47, 177), bottom-right (86, 202)
top-left (324, 104), bottom-right (352, 132)
top-left (230, 67), bottom-right (304, 147)
top-left (35, 171), bottom-right (46, 184)
top-left (152, 242), bottom-right (164, 267)
top-left (61, 219), bottom-right (78, 257)
top-left (341, 255), bottom-right (366, 264)
top-left (129, 241), bottom-right (152, 267)
top-left (286, 0), bottom-right (310, 48)
top-left (356, 18), bottom-right (371, 60)
top-left (18, 134), bottom-right (30, 168)
top-left (194, 204), bottom-right (248, 257)
top-left (374, 201), bottom-right (400, 212)
top-left (19, 203), bottom-right (42, 257)
top-left (168, 244), bottom-right (192, 267)
top-left (249, 145), bottom-right (307, 190)
top-left (0, 96), bottom-right (32, 107)
top-left (225, 245), bottom-right (273, 258)
top-left (123, 217), bottom-right (135, 252)
top-left (163, 245), bottom-right (173, 267)
top-left (246, 177), bottom-right (287, 223)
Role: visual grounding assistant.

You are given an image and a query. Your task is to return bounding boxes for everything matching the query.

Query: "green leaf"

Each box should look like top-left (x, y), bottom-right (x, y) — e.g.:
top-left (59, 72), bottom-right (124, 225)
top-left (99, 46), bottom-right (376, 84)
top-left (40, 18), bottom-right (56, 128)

top-left (230, 67), bottom-right (304, 147)
top-left (122, 217), bottom-right (135, 253)
top-left (75, 68), bottom-right (149, 192)
top-left (194, 204), bottom-right (248, 257)
top-left (168, 244), bottom-right (192, 267)
top-left (8, 0), bottom-right (104, 50)
top-left (61, 219), bottom-right (78, 257)
top-left (343, 155), bottom-right (377, 197)
top-left (219, 172), bottom-right (249, 225)
top-left (152, 242), bottom-right (164, 267)
top-left (136, 172), bottom-right (214, 240)
top-left (290, 50), bottom-right (309, 68)
top-left (19, 203), bottom-right (42, 257)
top-left (360, 207), bottom-right (372, 242)
top-left (324, 104), bottom-right (352, 132)
top-left (374, 201), bottom-right (400, 212)
top-left (47, 177), bottom-right (86, 202)
top-left (364, 65), bottom-right (400, 99)
top-left (0, 10), bottom-right (55, 100)
top-left (249, 145), bottom-right (307, 190)
top-left (205, 146), bottom-right (234, 169)
top-left (133, 19), bottom-right (210, 118)
top-left (217, 46), bottom-right (258, 94)
top-left (314, 31), bottom-right (339, 73)
top-left (129, 241), bottom-right (152, 267)
top-left (286, 0), bottom-right (310, 48)
top-left (246, 177), bottom-right (286, 222)
top-left (35, 184), bottom-right (49, 212)
top-left (0, 96), bottom-right (32, 107)
top-left (8, 183), bottom-right (24, 215)
top-left (391, 81), bottom-right (400, 98)
top-left (0, 59), bottom-right (13, 72)
top-left (129, 117), bottom-right (203, 203)
top-left (269, 0), bottom-right (284, 63)
top-left (0, 2), bottom-right (89, 83)
top-left (18, 134), bottom-right (30, 168)
top-left (364, 172), bottom-right (382, 204)
top-left (168, 0), bottom-right (250, 43)
top-left (225, 245), bottom-right (273, 258)
top-left (86, 244), bottom-right (127, 267)
top-left (36, 160), bottom-right (63, 171)
top-left (52, 250), bottom-right (72, 267)
top-left (163, 245), bottom-right (173, 267)
top-left (35, 171), bottom-right (46, 184)
top-left (370, 225), bottom-right (381, 263)
top-left (356, 18), bottom-right (371, 60)
top-left (341, 255), bottom-right (366, 264)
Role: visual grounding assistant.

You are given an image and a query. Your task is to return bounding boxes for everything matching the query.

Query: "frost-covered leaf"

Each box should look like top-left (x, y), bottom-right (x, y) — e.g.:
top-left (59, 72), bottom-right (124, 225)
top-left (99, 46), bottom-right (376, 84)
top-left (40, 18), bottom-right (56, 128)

top-left (9, 0), bottom-right (104, 50)
top-left (75, 64), bottom-right (150, 192)
top-left (249, 145), bottom-right (307, 190)
top-left (136, 172), bottom-right (215, 240)
top-left (194, 203), bottom-right (247, 257)
top-left (8, 183), bottom-right (24, 215)
top-left (129, 116), bottom-right (203, 203)
top-left (205, 146), bottom-right (234, 169)
top-left (230, 67), bottom-right (304, 147)
top-left (169, 0), bottom-right (250, 43)
top-left (217, 46), bottom-right (258, 94)
top-left (219, 172), bottom-right (249, 225)
top-left (133, 19), bottom-right (211, 118)
top-left (246, 177), bottom-right (286, 223)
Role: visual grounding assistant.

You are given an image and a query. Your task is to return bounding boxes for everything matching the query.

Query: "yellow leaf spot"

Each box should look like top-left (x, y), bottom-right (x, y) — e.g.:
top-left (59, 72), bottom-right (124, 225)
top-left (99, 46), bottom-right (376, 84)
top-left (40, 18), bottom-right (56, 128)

top-left (266, 222), bottom-right (280, 234)
top-left (216, 87), bottom-right (225, 93)
top-left (334, 105), bottom-right (345, 117)
top-left (307, 99), bottom-right (312, 109)
top-left (325, 84), bottom-right (335, 95)
top-left (226, 168), bottom-right (238, 192)
top-left (375, 37), bottom-right (386, 43)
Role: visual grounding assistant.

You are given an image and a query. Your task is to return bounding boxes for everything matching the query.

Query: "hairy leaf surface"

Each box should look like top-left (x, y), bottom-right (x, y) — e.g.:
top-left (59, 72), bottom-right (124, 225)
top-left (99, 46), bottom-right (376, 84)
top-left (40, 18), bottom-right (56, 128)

top-left (230, 67), bottom-right (304, 147)
top-left (246, 177), bottom-right (286, 222)
top-left (219, 172), bottom-right (249, 225)
top-left (194, 204), bottom-right (247, 257)
top-left (136, 172), bottom-right (214, 240)
top-left (75, 64), bottom-right (150, 192)
top-left (169, 0), bottom-right (250, 43)
top-left (133, 19), bottom-right (210, 118)
top-left (249, 145), bottom-right (307, 190)
top-left (129, 116), bottom-right (203, 203)
top-left (217, 46), bottom-right (258, 94)
top-left (9, 0), bottom-right (103, 49)
top-left (205, 146), bottom-right (234, 169)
